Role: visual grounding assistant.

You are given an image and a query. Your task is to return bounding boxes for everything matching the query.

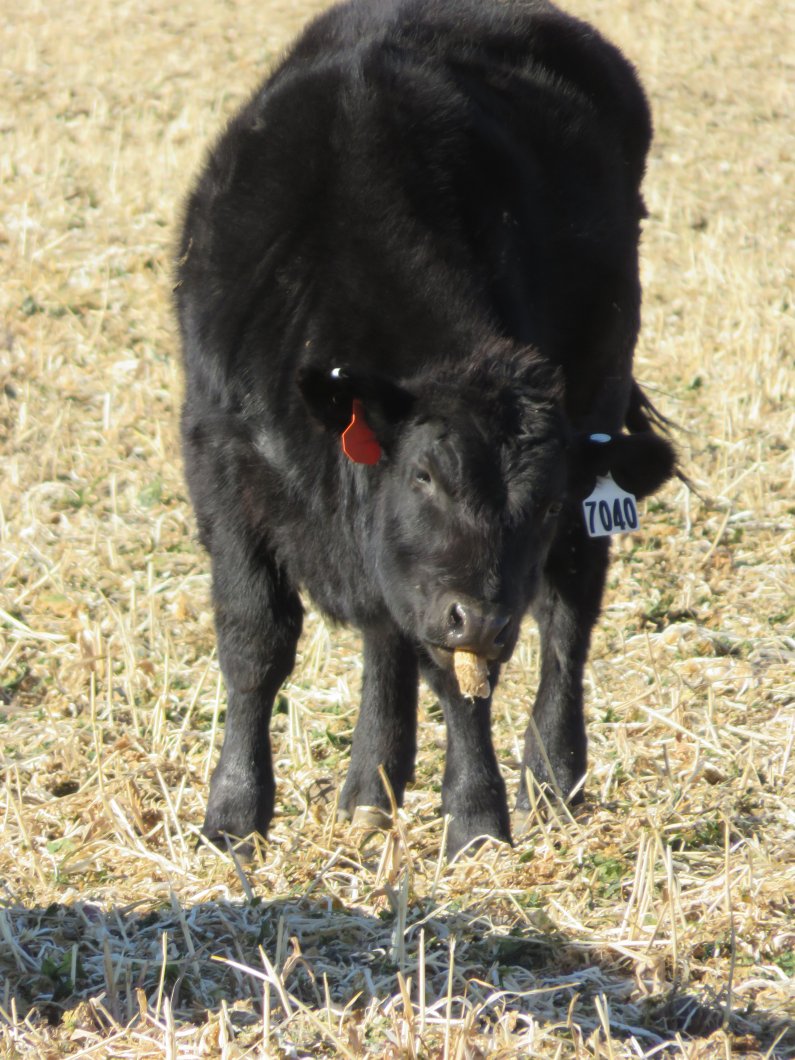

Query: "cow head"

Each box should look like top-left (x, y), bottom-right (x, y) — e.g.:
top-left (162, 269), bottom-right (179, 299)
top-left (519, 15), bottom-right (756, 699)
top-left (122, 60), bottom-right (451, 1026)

top-left (299, 351), bottom-right (674, 672)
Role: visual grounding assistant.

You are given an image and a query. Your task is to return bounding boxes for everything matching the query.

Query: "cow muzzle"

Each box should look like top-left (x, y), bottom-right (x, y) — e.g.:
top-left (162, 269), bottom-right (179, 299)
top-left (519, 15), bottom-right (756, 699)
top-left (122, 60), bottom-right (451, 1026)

top-left (436, 596), bottom-right (512, 661)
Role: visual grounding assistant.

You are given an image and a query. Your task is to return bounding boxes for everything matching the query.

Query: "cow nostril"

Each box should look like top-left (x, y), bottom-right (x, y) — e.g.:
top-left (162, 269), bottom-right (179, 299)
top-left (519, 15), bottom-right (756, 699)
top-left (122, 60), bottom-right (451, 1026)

top-left (444, 603), bottom-right (511, 654)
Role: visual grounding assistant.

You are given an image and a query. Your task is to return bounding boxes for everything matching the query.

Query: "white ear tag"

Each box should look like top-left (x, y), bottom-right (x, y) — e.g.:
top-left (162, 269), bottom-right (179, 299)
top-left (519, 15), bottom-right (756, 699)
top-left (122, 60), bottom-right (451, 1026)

top-left (582, 473), bottom-right (640, 538)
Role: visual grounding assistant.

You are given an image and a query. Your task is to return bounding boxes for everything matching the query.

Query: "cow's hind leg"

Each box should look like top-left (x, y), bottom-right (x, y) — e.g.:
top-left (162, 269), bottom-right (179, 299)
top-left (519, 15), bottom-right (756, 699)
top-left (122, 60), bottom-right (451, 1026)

top-left (518, 519), bottom-right (610, 810)
top-left (421, 660), bottom-right (511, 857)
top-left (202, 523), bottom-right (303, 846)
top-left (339, 627), bottom-right (418, 824)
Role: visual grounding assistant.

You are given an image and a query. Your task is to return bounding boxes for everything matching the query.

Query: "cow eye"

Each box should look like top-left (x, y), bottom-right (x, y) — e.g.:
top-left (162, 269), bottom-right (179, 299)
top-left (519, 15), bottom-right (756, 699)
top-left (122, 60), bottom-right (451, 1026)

top-left (414, 467), bottom-right (432, 487)
top-left (544, 500), bottom-right (563, 519)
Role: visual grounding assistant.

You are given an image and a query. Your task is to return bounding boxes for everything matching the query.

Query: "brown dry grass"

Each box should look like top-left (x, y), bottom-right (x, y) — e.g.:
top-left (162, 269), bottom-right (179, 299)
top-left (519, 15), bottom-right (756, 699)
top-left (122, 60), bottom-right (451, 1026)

top-left (1, 0), bottom-right (793, 1056)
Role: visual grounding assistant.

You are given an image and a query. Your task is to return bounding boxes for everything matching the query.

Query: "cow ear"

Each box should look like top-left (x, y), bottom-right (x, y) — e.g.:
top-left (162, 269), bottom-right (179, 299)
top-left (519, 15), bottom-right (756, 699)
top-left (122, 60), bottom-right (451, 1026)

top-left (572, 431), bottom-right (676, 499)
top-left (297, 366), bottom-right (415, 462)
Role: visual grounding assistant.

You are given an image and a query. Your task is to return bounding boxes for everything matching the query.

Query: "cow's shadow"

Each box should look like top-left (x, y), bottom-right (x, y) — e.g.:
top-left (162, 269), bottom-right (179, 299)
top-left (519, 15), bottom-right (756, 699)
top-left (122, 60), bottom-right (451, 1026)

top-left (2, 887), bottom-right (793, 1055)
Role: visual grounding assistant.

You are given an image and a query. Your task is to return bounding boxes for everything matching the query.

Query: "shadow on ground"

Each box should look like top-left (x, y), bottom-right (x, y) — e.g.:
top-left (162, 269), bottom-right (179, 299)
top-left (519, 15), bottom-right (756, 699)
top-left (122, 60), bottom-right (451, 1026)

top-left (2, 891), bottom-right (792, 1056)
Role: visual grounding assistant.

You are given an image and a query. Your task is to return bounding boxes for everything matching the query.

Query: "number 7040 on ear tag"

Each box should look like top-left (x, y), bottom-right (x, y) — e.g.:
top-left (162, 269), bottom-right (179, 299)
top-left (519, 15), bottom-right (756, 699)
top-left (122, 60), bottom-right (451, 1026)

top-left (583, 474), bottom-right (640, 538)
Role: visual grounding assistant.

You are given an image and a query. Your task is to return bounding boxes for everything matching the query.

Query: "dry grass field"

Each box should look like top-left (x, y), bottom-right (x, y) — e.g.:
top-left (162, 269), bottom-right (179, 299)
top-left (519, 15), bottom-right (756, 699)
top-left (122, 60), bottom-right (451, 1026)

top-left (1, 0), bottom-right (793, 1055)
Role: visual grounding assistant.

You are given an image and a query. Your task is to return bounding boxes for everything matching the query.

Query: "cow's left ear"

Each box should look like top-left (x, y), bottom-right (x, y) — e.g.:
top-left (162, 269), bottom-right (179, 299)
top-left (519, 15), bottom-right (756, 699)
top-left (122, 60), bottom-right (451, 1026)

top-left (571, 431), bottom-right (676, 499)
top-left (297, 365), bottom-right (415, 463)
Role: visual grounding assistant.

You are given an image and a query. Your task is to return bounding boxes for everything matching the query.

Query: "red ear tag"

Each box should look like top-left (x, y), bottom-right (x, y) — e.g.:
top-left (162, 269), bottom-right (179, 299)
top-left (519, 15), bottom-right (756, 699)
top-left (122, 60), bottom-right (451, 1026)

top-left (342, 399), bottom-right (382, 465)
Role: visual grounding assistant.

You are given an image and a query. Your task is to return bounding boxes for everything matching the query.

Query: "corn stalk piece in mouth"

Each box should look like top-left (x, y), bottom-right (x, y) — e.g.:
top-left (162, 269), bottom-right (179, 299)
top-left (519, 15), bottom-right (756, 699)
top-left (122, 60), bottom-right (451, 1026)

top-left (452, 650), bottom-right (491, 699)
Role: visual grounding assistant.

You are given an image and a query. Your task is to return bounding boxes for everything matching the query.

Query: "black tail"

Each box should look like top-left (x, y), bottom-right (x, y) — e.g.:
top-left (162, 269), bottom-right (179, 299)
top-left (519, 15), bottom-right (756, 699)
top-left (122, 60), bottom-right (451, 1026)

top-left (626, 381), bottom-right (695, 492)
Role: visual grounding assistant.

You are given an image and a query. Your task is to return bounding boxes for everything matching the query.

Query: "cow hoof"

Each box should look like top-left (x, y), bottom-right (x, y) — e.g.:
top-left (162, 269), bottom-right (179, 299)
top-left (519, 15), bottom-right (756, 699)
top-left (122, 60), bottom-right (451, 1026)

top-left (444, 817), bottom-right (512, 860)
top-left (446, 831), bottom-right (512, 862)
top-left (204, 767), bottom-right (273, 846)
top-left (338, 804), bottom-right (392, 829)
top-left (199, 826), bottom-right (263, 862)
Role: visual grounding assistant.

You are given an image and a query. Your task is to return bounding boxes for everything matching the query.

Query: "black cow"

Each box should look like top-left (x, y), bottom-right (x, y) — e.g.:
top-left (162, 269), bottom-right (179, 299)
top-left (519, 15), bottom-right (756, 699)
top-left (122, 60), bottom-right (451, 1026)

top-left (175, 0), bottom-right (675, 857)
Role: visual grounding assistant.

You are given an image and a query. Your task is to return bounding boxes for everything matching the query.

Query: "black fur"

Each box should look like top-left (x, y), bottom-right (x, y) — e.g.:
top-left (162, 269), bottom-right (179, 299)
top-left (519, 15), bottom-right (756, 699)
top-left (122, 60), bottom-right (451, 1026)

top-left (175, 0), bottom-right (675, 856)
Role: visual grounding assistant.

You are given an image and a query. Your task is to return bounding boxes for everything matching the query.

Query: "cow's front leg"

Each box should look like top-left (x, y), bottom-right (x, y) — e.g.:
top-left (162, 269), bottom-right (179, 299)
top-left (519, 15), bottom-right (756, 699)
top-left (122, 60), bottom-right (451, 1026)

top-left (518, 520), bottom-right (610, 809)
top-left (421, 660), bottom-right (511, 857)
top-left (338, 626), bottom-right (418, 823)
top-left (202, 527), bottom-right (303, 846)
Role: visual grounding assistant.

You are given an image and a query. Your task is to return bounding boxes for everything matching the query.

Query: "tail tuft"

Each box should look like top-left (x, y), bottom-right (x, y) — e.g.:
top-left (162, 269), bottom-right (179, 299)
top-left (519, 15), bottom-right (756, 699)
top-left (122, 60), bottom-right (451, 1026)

top-left (626, 381), bottom-right (695, 492)
top-left (625, 381), bottom-right (674, 434)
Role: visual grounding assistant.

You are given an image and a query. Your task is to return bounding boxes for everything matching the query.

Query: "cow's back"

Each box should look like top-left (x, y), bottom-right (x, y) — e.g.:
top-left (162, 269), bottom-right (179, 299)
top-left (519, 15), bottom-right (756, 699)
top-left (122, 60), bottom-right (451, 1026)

top-left (176, 0), bottom-right (652, 447)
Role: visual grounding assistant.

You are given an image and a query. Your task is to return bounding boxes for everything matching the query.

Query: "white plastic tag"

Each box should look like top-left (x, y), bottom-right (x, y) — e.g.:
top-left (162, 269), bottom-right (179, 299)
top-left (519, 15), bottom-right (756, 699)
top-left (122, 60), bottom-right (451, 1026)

top-left (582, 473), bottom-right (640, 538)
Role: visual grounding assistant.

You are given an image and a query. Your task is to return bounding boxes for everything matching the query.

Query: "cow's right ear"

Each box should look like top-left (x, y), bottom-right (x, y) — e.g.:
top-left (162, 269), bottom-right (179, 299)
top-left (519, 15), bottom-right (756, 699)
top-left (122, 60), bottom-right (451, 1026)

top-left (297, 366), bottom-right (415, 462)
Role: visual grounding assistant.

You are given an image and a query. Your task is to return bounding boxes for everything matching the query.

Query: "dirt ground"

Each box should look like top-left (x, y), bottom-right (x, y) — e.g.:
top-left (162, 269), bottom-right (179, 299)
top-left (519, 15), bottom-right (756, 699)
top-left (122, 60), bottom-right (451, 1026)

top-left (1, 0), bottom-right (793, 1055)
